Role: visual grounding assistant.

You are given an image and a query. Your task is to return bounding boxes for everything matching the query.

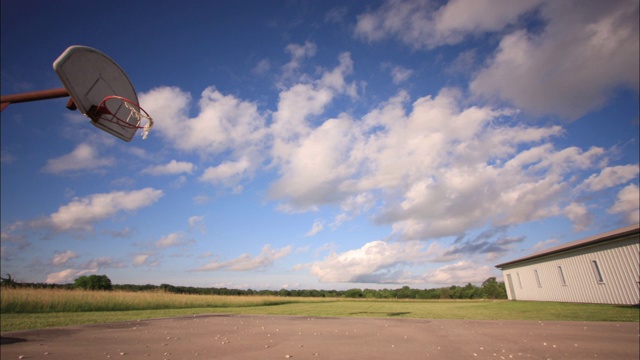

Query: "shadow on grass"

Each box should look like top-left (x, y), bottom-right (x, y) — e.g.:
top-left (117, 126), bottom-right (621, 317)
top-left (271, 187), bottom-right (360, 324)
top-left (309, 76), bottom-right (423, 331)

top-left (614, 304), bottom-right (639, 309)
top-left (349, 311), bottom-right (411, 317)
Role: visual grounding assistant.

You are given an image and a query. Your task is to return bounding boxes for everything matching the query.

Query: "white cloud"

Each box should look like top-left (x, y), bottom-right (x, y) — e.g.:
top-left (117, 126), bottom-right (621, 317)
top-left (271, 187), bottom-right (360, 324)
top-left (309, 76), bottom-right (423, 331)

top-left (188, 215), bottom-right (206, 234)
top-left (271, 52), bottom-right (355, 148)
top-left (43, 143), bottom-right (115, 174)
top-left (135, 35), bottom-right (634, 251)
top-left (608, 184), bottom-right (640, 224)
top-left (424, 242), bottom-right (461, 263)
top-left (133, 254), bottom-right (150, 266)
top-left (82, 257), bottom-right (125, 270)
top-left (155, 232), bottom-right (194, 248)
top-left (140, 86), bottom-right (266, 190)
top-left (193, 244), bottom-right (292, 272)
top-left (199, 158), bottom-right (251, 187)
top-left (579, 165), bottom-right (639, 191)
top-left (532, 238), bottom-right (558, 252)
top-left (45, 256), bottom-right (124, 283)
top-left (49, 188), bottom-right (164, 231)
top-left (271, 86), bottom-right (606, 239)
top-left (309, 240), bottom-right (425, 283)
top-left (426, 260), bottom-right (494, 285)
top-left (354, 0), bottom-right (542, 49)
top-left (305, 220), bottom-right (324, 237)
top-left (270, 115), bottom-right (359, 209)
top-left (282, 41), bottom-right (317, 82)
top-left (253, 58), bottom-right (271, 75)
top-left (333, 193), bottom-right (375, 227)
top-left (355, 0), bottom-right (639, 119)
top-left (45, 268), bottom-right (95, 284)
top-left (564, 202), bottom-right (591, 232)
top-left (52, 250), bottom-right (79, 265)
top-left (470, 0), bottom-right (639, 119)
top-left (133, 253), bottom-right (158, 267)
top-left (386, 64), bottom-right (414, 84)
top-left (433, 0), bottom-right (543, 38)
top-left (142, 160), bottom-right (195, 175)
top-left (140, 86), bottom-right (266, 156)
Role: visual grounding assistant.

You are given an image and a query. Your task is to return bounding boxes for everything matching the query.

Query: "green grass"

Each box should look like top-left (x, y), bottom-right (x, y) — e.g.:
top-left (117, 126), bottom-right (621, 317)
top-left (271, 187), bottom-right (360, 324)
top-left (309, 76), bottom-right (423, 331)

top-left (227, 299), bottom-right (638, 322)
top-left (1, 288), bottom-right (637, 332)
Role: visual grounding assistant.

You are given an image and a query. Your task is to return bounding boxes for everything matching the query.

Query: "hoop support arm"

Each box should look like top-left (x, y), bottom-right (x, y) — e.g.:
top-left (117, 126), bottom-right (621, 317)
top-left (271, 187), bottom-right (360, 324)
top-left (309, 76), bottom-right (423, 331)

top-left (1, 88), bottom-right (70, 112)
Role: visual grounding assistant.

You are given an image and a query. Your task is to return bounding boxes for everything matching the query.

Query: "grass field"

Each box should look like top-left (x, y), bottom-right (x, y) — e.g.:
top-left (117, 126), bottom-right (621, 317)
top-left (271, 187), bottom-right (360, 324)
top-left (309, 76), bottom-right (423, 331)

top-left (1, 288), bottom-right (638, 332)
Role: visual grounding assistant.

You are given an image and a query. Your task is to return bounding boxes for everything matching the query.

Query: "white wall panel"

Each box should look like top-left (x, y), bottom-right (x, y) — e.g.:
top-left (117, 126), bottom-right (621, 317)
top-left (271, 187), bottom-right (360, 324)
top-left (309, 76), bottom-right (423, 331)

top-left (501, 234), bottom-right (639, 305)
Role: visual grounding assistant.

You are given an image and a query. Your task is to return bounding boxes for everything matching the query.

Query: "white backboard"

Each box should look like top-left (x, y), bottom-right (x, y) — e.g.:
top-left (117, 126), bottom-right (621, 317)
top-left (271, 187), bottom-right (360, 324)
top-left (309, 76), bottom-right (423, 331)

top-left (53, 46), bottom-right (139, 142)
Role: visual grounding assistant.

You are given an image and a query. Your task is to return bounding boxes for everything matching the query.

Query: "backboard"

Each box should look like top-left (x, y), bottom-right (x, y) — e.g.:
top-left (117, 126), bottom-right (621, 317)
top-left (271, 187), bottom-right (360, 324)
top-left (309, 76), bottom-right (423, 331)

top-left (53, 46), bottom-right (140, 142)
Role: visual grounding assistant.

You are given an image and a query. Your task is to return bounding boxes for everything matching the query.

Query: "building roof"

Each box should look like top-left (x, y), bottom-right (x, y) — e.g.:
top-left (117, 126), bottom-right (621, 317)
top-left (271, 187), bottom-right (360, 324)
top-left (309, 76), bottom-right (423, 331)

top-left (495, 224), bottom-right (640, 269)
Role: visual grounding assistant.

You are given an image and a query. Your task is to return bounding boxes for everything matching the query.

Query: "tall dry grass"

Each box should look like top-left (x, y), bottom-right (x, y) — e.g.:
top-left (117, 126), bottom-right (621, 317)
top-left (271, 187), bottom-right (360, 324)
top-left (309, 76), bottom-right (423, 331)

top-left (0, 288), bottom-right (306, 313)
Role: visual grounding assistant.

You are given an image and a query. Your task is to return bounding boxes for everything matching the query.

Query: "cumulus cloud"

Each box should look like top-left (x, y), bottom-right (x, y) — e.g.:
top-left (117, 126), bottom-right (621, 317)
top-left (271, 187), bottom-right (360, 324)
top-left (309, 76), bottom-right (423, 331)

top-left (49, 188), bottom-right (164, 231)
top-left (608, 184), bottom-right (640, 224)
top-left (444, 228), bottom-right (524, 260)
top-left (355, 0), bottom-right (639, 119)
top-left (470, 0), bottom-right (639, 119)
top-left (142, 160), bottom-right (195, 175)
top-left (579, 165), bottom-right (639, 191)
top-left (133, 254), bottom-right (150, 266)
top-left (354, 0), bottom-right (542, 49)
top-left (134, 34), bottom-right (633, 271)
top-left (270, 51), bottom-right (356, 149)
top-left (188, 215), bottom-right (206, 234)
top-left (532, 238), bottom-right (558, 252)
top-left (253, 58), bottom-right (271, 75)
top-left (52, 250), bottom-right (79, 265)
top-left (383, 63), bottom-right (414, 84)
top-left (305, 220), bottom-right (324, 237)
top-left (282, 41), bottom-right (318, 82)
top-left (140, 86), bottom-right (266, 189)
top-left (155, 232), bottom-right (194, 248)
top-left (140, 86), bottom-right (266, 155)
top-left (426, 260), bottom-right (494, 285)
top-left (270, 114), bottom-right (359, 209)
top-left (45, 268), bottom-right (95, 284)
top-left (43, 143), bottom-right (115, 174)
top-left (269, 86), bottom-right (611, 240)
top-left (309, 240), bottom-right (426, 283)
top-left (45, 256), bottom-right (124, 284)
top-left (193, 244), bottom-right (292, 272)
top-left (133, 253), bottom-right (159, 267)
top-left (564, 202), bottom-right (592, 231)
top-left (199, 158), bottom-right (251, 187)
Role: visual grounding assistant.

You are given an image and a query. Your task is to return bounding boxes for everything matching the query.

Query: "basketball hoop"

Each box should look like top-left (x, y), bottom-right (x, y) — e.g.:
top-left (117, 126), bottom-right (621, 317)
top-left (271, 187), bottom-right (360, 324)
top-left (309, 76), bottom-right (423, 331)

top-left (89, 96), bottom-right (154, 139)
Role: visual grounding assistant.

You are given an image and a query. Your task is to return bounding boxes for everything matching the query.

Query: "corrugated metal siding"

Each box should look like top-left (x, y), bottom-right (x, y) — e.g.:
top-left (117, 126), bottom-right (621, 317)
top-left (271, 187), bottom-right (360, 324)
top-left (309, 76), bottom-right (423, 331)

top-left (500, 234), bottom-right (639, 304)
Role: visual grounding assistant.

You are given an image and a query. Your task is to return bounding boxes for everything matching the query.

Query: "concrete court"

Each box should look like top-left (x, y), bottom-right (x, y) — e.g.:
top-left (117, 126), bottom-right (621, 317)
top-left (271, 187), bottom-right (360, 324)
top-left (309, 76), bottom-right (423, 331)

top-left (1, 314), bottom-right (638, 359)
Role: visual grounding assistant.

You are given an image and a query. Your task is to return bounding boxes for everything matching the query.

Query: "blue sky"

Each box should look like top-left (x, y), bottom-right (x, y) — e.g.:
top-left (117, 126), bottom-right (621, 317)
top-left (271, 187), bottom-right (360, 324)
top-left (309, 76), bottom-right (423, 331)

top-left (1, 0), bottom-right (638, 290)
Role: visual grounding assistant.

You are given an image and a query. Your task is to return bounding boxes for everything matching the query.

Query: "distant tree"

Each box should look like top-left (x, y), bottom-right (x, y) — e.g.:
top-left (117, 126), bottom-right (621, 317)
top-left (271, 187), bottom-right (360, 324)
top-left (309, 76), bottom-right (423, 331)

top-left (481, 277), bottom-right (501, 299)
top-left (0, 273), bottom-right (17, 288)
top-left (362, 288), bottom-right (378, 298)
top-left (73, 274), bottom-right (112, 290)
top-left (464, 283), bottom-right (483, 299)
top-left (344, 288), bottom-right (363, 298)
top-left (396, 286), bottom-right (412, 299)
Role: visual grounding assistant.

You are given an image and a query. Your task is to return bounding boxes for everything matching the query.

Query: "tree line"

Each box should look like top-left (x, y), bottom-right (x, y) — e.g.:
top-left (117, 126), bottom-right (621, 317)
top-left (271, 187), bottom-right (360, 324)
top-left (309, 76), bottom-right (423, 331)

top-left (1, 273), bottom-right (507, 300)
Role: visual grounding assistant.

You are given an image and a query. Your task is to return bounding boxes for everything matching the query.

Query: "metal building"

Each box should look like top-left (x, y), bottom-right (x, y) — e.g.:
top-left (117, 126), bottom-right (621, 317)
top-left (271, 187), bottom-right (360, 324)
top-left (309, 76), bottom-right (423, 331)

top-left (495, 224), bottom-right (639, 305)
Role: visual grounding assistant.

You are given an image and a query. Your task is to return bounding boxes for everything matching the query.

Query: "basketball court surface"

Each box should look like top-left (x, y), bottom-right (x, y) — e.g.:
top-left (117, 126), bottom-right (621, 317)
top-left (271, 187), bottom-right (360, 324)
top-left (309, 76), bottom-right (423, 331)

top-left (1, 314), bottom-right (638, 359)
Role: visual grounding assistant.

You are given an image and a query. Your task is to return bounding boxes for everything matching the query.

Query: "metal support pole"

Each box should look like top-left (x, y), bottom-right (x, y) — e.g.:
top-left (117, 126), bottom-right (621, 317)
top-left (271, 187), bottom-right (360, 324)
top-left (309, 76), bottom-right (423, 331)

top-left (0, 88), bottom-right (70, 111)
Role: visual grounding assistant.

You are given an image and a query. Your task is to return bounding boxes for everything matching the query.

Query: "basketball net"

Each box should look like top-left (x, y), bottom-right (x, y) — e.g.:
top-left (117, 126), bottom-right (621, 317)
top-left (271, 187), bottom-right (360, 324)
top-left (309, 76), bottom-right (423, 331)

top-left (124, 101), bottom-right (154, 139)
top-left (94, 96), bottom-right (154, 140)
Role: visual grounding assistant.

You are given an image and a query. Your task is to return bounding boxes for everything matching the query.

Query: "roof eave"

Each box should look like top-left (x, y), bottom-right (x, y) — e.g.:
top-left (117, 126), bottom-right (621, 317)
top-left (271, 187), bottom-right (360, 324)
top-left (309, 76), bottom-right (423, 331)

top-left (495, 224), bottom-right (640, 269)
